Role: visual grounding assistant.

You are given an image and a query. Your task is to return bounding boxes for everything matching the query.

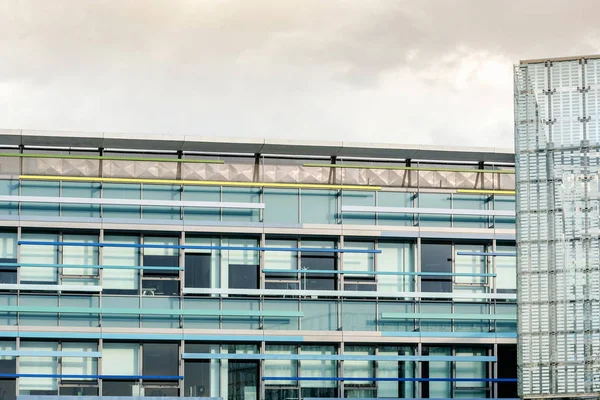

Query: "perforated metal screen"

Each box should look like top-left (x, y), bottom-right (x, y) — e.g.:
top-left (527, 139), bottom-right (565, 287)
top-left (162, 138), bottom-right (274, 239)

top-left (516, 58), bottom-right (600, 398)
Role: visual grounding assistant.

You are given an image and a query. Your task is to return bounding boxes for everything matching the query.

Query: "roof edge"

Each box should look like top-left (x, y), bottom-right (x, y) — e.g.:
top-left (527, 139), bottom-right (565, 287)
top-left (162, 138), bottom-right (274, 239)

top-left (0, 129), bottom-right (515, 163)
top-left (520, 54), bottom-right (600, 64)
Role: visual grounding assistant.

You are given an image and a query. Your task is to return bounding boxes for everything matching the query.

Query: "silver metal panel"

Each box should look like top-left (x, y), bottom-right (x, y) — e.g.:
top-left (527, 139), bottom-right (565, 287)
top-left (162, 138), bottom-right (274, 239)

top-left (0, 195), bottom-right (264, 209)
top-left (102, 160), bottom-right (135, 178)
top-left (229, 163), bottom-right (255, 182)
top-left (365, 168), bottom-right (390, 186)
top-left (0, 156), bottom-right (20, 175)
top-left (342, 205), bottom-right (515, 217)
top-left (454, 171), bottom-right (481, 189)
top-left (62, 158), bottom-right (100, 177)
top-left (21, 129), bottom-right (104, 148)
top-left (387, 169), bottom-right (411, 187)
top-left (297, 166), bottom-right (327, 184)
top-left (204, 163), bottom-right (230, 181)
top-left (418, 170), bottom-right (455, 189)
top-left (0, 284), bottom-right (101, 292)
top-left (181, 163), bottom-right (209, 180)
top-left (341, 167), bottom-right (368, 186)
top-left (103, 132), bottom-right (186, 151)
top-left (22, 158), bottom-right (61, 176)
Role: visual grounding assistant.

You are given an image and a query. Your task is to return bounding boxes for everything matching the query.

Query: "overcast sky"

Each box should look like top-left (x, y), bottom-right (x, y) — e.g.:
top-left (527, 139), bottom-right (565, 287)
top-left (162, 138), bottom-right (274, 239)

top-left (1, 0), bottom-right (599, 149)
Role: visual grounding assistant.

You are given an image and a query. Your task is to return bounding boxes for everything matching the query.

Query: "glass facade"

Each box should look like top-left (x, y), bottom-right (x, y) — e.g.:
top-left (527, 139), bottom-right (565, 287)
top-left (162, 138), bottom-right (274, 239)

top-left (0, 131), bottom-right (516, 399)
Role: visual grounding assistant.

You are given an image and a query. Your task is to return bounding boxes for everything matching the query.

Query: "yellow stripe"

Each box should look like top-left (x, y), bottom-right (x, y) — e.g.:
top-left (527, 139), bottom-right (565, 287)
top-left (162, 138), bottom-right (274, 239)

top-left (456, 189), bottom-right (515, 195)
top-left (19, 175), bottom-right (382, 191)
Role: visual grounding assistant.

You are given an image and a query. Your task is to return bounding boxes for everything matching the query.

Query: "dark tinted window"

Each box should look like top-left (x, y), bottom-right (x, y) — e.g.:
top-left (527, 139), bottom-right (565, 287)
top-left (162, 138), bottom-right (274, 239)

top-left (143, 255), bottom-right (179, 276)
top-left (497, 344), bottom-right (517, 398)
top-left (301, 253), bottom-right (336, 290)
top-left (142, 279), bottom-right (179, 296)
top-left (0, 379), bottom-right (15, 400)
top-left (228, 265), bottom-right (258, 289)
top-left (60, 386), bottom-right (99, 396)
top-left (420, 243), bottom-right (452, 293)
top-left (184, 361), bottom-right (211, 397)
top-left (144, 386), bottom-right (179, 397)
top-left (0, 258), bottom-right (16, 284)
top-left (102, 381), bottom-right (138, 396)
top-left (143, 343), bottom-right (179, 377)
top-left (0, 359), bottom-right (15, 374)
top-left (265, 282), bottom-right (299, 290)
top-left (185, 254), bottom-right (211, 288)
top-left (344, 282), bottom-right (377, 291)
top-left (228, 361), bottom-right (258, 400)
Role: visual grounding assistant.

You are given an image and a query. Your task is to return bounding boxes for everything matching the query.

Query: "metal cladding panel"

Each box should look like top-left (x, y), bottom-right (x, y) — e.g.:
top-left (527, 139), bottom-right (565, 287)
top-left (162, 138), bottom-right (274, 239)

top-left (515, 57), bottom-right (600, 398)
top-left (22, 158), bottom-right (100, 177)
top-left (0, 156), bottom-right (21, 175)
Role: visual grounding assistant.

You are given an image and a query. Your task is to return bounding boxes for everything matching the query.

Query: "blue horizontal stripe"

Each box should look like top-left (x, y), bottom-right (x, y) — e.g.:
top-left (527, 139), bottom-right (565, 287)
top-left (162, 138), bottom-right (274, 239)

top-left (456, 251), bottom-right (516, 257)
top-left (263, 377), bottom-right (516, 382)
top-left (0, 373), bottom-right (182, 380)
top-left (17, 241), bottom-right (381, 254)
top-left (183, 353), bottom-right (495, 362)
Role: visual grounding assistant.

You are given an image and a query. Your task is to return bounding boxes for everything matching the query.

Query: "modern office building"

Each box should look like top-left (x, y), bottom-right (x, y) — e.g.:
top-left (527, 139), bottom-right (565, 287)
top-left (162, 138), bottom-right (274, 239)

top-left (515, 55), bottom-right (600, 399)
top-left (0, 129), bottom-right (517, 399)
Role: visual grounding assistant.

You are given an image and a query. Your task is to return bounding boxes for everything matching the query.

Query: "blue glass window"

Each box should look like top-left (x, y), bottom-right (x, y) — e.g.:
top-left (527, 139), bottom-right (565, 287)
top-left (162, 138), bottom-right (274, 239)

top-left (142, 184), bottom-right (180, 220)
top-left (452, 194), bottom-right (489, 228)
top-left (341, 190), bottom-right (375, 225)
top-left (0, 180), bottom-right (19, 216)
top-left (182, 186), bottom-right (220, 221)
top-left (418, 193), bottom-right (451, 227)
top-left (222, 188), bottom-right (260, 223)
top-left (103, 183), bottom-right (141, 219)
top-left (263, 189), bottom-right (299, 225)
top-left (21, 181), bottom-right (59, 216)
top-left (377, 191), bottom-right (414, 226)
top-left (301, 190), bottom-right (337, 224)
top-left (61, 182), bottom-right (100, 218)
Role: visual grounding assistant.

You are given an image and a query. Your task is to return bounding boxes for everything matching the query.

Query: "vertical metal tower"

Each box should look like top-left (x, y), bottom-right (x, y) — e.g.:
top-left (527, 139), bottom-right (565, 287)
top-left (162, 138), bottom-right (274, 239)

top-left (515, 55), bottom-right (600, 399)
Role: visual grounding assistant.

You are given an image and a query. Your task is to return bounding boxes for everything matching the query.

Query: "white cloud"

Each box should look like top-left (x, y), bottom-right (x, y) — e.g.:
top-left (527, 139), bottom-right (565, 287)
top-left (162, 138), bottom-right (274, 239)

top-left (0, 0), bottom-right (599, 150)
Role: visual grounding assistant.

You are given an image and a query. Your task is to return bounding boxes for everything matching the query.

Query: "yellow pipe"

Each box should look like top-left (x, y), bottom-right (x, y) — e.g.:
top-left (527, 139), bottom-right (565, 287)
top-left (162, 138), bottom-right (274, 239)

top-left (19, 175), bottom-right (382, 191)
top-left (456, 189), bottom-right (515, 195)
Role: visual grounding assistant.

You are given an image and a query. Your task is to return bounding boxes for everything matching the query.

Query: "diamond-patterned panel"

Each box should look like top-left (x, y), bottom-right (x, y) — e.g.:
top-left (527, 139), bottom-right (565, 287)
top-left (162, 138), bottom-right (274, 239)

top-left (418, 170), bottom-right (455, 189)
top-left (0, 157), bottom-right (21, 175)
top-left (104, 160), bottom-right (136, 178)
top-left (341, 168), bottom-right (368, 186)
top-left (62, 159), bottom-right (100, 177)
top-left (499, 173), bottom-right (515, 191)
top-left (23, 158), bottom-right (62, 176)
top-left (297, 166), bottom-right (327, 184)
top-left (366, 169), bottom-right (390, 186)
top-left (204, 164), bottom-right (230, 182)
top-left (182, 164), bottom-right (209, 180)
top-left (454, 172), bottom-right (483, 190)
top-left (229, 163), bottom-right (255, 182)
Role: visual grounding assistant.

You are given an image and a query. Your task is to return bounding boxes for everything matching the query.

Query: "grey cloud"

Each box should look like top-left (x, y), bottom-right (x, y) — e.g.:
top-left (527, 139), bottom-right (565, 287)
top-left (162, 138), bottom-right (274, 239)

top-left (0, 0), bottom-right (598, 148)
